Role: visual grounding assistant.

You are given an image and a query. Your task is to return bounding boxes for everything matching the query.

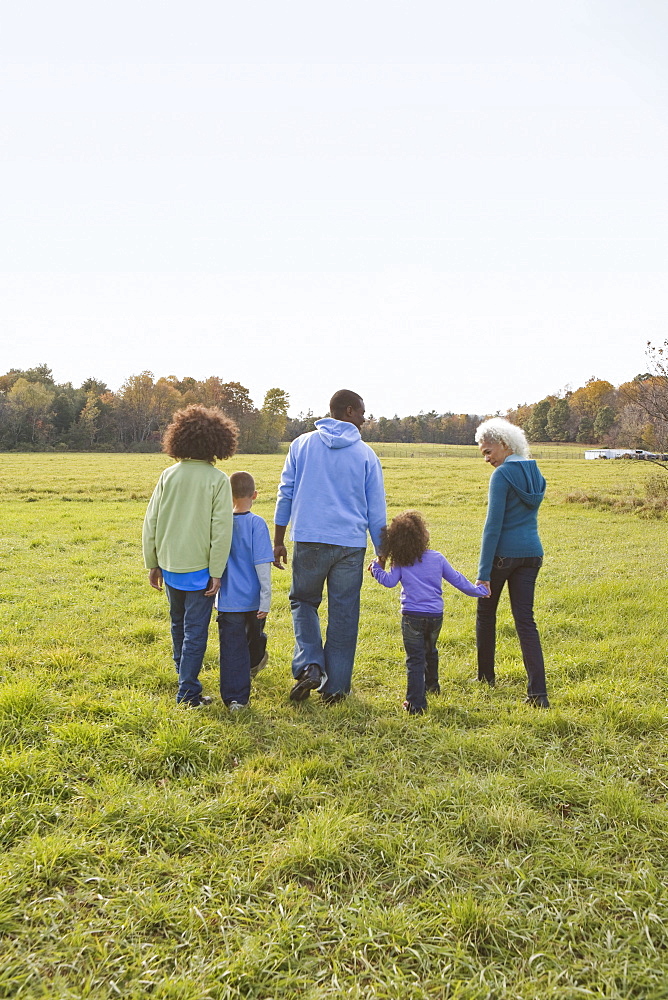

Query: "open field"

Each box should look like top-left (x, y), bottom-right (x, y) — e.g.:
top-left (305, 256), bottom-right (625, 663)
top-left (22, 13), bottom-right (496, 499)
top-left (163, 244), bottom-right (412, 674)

top-left (0, 452), bottom-right (666, 999)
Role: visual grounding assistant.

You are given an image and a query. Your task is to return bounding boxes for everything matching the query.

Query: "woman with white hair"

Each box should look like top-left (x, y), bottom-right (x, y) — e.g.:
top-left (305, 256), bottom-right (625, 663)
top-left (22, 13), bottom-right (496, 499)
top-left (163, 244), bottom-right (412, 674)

top-left (474, 417), bottom-right (549, 707)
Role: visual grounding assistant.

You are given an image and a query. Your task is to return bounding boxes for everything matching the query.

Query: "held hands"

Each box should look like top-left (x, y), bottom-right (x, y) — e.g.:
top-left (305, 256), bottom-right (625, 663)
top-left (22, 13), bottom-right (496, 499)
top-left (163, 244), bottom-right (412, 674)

top-left (476, 580), bottom-right (491, 597)
top-left (368, 556), bottom-right (385, 573)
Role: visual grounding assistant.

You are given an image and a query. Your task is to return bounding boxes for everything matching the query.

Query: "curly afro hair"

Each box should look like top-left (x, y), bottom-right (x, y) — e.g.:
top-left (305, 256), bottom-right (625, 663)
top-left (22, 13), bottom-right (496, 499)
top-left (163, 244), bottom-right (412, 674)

top-left (379, 510), bottom-right (430, 568)
top-left (162, 405), bottom-right (238, 463)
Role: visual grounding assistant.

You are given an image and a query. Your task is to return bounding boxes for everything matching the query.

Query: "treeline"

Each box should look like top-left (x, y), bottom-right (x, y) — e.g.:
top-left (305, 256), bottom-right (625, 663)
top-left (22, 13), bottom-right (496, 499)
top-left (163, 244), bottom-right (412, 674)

top-left (3, 347), bottom-right (667, 453)
top-left (505, 372), bottom-right (668, 450)
top-left (0, 366), bottom-right (290, 453)
top-left (286, 410), bottom-right (482, 445)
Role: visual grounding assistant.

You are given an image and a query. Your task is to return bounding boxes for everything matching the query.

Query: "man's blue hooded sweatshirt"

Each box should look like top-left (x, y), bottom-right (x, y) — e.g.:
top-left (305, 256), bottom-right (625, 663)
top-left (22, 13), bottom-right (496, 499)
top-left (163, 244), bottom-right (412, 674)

top-left (478, 454), bottom-right (547, 581)
top-left (275, 418), bottom-right (386, 552)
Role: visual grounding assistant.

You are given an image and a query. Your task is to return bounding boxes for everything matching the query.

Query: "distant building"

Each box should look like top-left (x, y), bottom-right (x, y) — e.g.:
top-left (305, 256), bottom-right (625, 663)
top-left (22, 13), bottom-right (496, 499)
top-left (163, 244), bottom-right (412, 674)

top-left (584, 449), bottom-right (666, 460)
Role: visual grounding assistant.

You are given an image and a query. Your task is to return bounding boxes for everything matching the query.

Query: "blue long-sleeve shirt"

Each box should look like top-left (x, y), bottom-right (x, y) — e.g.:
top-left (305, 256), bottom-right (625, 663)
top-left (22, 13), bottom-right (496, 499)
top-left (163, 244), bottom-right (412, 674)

top-left (371, 549), bottom-right (488, 615)
top-left (275, 418), bottom-right (386, 551)
top-left (477, 454), bottom-right (546, 580)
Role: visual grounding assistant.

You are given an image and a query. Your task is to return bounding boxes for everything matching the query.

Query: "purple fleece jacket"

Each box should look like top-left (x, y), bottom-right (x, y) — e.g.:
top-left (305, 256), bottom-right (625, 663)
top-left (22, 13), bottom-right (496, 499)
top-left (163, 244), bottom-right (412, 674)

top-left (370, 549), bottom-right (489, 615)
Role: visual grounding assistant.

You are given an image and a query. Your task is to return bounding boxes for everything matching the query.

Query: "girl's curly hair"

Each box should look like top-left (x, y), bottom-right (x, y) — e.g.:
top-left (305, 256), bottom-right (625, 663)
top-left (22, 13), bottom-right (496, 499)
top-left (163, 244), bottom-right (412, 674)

top-left (379, 510), bottom-right (430, 568)
top-left (162, 405), bottom-right (238, 462)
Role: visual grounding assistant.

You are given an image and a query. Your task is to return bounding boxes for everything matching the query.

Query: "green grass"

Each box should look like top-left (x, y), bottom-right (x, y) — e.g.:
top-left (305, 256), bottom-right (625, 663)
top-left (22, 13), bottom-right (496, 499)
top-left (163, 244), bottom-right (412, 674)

top-left (0, 453), bottom-right (667, 999)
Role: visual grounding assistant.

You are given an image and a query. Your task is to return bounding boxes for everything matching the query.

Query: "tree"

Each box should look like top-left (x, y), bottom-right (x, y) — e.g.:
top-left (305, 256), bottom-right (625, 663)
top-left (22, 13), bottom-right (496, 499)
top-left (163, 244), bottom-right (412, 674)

top-left (524, 399), bottom-right (551, 441)
top-left (593, 405), bottom-right (616, 442)
top-left (546, 398), bottom-right (571, 442)
top-left (569, 378), bottom-right (615, 420)
top-left (575, 416), bottom-right (594, 443)
top-left (117, 372), bottom-right (182, 444)
top-left (5, 378), bottom-right (55, 446)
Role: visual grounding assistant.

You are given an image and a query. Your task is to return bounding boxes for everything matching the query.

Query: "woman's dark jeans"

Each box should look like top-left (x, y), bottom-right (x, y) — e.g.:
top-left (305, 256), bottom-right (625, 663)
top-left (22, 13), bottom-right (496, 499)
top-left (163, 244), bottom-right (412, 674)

top-left (401, 613), bottom-right (443, 712)
top-left (476, 556), bottom-right (547, 698)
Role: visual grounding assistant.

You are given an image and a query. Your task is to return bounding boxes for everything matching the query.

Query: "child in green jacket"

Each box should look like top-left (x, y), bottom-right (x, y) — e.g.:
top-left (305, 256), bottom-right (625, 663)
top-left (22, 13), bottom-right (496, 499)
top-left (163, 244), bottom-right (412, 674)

top-left (142, 405), bottom-right (237, 706)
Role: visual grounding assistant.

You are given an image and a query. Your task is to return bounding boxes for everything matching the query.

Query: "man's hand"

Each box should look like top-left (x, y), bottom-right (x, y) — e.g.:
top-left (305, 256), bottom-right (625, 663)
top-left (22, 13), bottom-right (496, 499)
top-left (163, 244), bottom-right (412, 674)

top-left (273, 524), bottom-right (288, 569)
top-left (148, 568), bottom-right (163, 591)
top-left (204, 576), bottom-right (221, 596)
top-left (273, 545), bottom-right (287, 569)
top-left (257, 611), bottom-right (268, 620)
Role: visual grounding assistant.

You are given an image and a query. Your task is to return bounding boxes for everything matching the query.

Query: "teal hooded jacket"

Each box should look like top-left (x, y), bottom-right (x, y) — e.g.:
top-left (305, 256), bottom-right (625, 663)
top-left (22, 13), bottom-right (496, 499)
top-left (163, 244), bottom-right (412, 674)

top-left (477, 454), bottom-right (546, 581)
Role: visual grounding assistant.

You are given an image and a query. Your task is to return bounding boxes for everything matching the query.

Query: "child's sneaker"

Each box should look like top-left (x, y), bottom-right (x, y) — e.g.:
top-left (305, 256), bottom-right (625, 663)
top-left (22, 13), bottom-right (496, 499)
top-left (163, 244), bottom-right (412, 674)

top-left (250, 652), bottom-right (269, 679)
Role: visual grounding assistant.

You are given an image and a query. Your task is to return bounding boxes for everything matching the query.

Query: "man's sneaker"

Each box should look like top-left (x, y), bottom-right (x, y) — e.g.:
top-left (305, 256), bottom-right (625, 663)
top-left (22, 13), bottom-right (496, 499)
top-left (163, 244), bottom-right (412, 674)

top-left (228, 701), bottom-right (249, 712)
top-left (250, 652), bottom-right (269, 679)
top-left (289, 664), bottom-right (327, 702)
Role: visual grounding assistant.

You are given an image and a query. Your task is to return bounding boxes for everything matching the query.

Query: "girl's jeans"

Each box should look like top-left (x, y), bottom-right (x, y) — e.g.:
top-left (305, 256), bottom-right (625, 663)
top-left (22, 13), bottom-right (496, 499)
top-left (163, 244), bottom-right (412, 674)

top-left (401, 613), bottom-right (443, 712)
top-left (475, 556), bottom-right (547, 698)
top-left (165, 585), bottom-right (215, 704)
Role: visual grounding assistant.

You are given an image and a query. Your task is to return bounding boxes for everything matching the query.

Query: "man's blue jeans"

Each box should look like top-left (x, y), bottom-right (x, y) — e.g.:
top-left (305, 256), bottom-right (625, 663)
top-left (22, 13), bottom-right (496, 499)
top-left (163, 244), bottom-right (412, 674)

top-left (476, 556), bottom-right (547, 698)
top-left (217, 610), bottom-right (267, 706)
top-left (401, 613), bottom-right (443, 712)
top-left (165, 585), bottom-right (215, 704)
top-left (289, 541), bottom-right (366, 697)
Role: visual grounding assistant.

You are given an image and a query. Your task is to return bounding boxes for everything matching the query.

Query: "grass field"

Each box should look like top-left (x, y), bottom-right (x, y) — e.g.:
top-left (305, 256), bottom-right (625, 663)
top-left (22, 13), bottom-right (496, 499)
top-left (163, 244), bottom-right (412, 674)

top-left (0, 452), bottom-right (666, 999)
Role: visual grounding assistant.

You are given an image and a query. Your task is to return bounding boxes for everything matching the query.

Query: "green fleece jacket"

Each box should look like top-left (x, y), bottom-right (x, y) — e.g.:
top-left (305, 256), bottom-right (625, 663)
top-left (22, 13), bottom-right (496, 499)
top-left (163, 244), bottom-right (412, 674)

top-left (142, 460), bottom-right (233, 577)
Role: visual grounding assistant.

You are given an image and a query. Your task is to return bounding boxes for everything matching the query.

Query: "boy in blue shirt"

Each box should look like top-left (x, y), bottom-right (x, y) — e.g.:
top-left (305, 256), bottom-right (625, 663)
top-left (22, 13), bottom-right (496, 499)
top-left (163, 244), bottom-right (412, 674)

top-left (216, 471), bottom-right (274, 710)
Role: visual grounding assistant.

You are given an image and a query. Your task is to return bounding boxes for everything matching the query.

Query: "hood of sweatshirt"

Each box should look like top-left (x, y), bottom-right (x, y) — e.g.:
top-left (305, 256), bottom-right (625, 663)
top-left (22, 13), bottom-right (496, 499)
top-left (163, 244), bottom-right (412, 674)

top-left (315, 417), bottom-right (361, 449)
top-left (496, 458), bottom-right (546, 509)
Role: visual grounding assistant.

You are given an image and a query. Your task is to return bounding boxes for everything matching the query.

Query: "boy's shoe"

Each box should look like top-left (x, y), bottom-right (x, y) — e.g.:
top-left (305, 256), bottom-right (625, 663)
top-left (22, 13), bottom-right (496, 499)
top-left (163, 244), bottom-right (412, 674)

top-left (289, 664), bottom-right (327, 702)
top-left (403, 700), bottom-right (425, 716)
top-left (228, 701), bottom-right (249, 712)
top-left (425, 683), bottom-right (441, 695)
top-left (250, 652), bottom-right (269, 679)
top-left (525, 695), bottom-right (550, 709)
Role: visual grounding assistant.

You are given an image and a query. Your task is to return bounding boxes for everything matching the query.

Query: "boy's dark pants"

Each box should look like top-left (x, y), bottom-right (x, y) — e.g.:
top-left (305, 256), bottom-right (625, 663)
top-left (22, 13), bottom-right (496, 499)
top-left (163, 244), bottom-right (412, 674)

top-left (165, 585), bottom-right (215, 704)
top-left (401, 613), bottom-right (443, 713)
top-left (217, 611), bottom-right (267, 706)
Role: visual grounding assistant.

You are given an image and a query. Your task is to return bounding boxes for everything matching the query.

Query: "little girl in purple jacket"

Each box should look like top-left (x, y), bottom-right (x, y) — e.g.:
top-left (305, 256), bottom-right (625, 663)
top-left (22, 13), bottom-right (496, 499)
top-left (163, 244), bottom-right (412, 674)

top-left (369, 510), bottom-right (488, 714)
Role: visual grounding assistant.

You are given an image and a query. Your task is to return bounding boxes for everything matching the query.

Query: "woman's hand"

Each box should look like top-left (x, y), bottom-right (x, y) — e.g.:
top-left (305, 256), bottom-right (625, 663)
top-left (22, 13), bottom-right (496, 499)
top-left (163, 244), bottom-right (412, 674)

top-left (476, 579), bottom-right (491, 597)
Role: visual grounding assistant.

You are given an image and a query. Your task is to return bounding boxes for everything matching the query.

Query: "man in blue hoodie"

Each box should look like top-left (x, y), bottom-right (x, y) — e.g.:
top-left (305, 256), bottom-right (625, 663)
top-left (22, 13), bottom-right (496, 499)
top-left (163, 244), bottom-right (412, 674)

top-left (274, 390), bottom-right (386, 702)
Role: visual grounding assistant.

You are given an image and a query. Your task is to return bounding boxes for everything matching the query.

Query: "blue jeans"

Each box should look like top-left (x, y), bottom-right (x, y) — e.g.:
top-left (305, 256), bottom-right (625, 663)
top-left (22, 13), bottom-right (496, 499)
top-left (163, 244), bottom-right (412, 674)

top-left (401, 613), bottom-right (443, 712)
top-left (476, 556), bottom-right (547, 698)
top-left (289, 542), bottom-right (366, 696)
top-left (217, 611), bottom-right (267, 706)
top-left (165, 585), bottom-right (215, 704)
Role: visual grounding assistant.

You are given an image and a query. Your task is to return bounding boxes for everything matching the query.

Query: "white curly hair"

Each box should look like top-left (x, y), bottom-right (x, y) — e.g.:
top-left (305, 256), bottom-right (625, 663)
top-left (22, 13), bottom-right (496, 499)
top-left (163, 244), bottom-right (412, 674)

top-left (475, 417), bottom-right (531, 459)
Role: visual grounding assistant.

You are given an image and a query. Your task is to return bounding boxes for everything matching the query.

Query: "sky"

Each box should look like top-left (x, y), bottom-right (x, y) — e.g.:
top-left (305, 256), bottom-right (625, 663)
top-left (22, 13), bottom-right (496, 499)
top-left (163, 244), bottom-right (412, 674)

top-left (1, 0), bottom-right (667, 418)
